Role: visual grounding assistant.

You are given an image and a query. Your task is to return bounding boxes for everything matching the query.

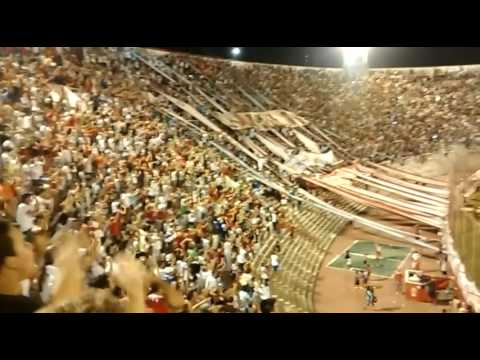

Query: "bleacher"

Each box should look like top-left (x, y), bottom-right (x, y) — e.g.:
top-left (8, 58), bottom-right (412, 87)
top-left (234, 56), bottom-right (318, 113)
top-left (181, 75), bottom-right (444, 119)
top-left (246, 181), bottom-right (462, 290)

top-left (252, 200), bottom-right (366, 312)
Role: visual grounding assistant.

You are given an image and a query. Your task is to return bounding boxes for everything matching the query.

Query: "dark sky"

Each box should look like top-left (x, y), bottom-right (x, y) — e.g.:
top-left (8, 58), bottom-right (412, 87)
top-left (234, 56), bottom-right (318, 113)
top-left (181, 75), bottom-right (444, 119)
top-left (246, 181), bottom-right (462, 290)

top-left (162, 47), bottom-right (480, 68)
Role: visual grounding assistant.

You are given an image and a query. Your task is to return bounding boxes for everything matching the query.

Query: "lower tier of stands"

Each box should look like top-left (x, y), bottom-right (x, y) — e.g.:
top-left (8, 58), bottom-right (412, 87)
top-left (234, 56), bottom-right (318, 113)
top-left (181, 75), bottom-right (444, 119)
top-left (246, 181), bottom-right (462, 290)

top-left (253, 202), bottom-right (366, 312)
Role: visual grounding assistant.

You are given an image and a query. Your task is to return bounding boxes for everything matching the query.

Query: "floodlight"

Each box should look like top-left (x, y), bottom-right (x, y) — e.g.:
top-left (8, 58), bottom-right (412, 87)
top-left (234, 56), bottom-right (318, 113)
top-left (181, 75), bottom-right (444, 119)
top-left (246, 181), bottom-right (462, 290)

top-left (340, 47), bottom-right (371, 67)
top-left (231, 47), bottom-right (241, 57)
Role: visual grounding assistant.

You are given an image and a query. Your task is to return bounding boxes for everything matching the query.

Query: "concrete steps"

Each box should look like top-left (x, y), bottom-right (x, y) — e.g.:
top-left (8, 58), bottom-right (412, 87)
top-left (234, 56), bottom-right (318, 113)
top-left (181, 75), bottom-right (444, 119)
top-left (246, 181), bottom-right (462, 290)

top-left (262, 200), bottom-right (366, 313)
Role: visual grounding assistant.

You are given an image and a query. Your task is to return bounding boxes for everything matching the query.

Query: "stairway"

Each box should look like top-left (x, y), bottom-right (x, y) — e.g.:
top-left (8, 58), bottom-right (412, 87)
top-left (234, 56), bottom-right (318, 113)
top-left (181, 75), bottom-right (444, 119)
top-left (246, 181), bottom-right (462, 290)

top-left (253, 202), bottom-right (366, 313)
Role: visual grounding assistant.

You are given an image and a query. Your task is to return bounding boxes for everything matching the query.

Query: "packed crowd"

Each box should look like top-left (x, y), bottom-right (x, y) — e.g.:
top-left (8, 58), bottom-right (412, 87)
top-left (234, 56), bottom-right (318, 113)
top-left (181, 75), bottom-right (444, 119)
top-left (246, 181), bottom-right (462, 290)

top-left (0, 47), bottom-right (295, 313)
top-left (150, 50), bottom-right (480, 313)
top-left (161, 51), bottom-right (480, 163)
top-left (2, 47), bottom-right (477, 313)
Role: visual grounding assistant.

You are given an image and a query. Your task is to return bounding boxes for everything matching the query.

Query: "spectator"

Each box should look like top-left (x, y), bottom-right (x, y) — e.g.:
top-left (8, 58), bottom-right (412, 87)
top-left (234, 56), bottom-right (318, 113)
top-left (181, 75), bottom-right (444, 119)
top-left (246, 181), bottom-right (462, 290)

top-left (255, 280), bottom-right (275, 313)
top-left (365, 286), bottom-right (376, 308)
top-left (0, 220), bottom-right (40, 313)
top-left (271, 249), bottom-right (280, 272)
top-left (354, 270), bottom-right (361, 288)
top-left (375, 244), bottom-right (382, 263)
top-left (345, 250), bottom-right (352, 268)
top-left (411, 251), bottom-right (421, 270)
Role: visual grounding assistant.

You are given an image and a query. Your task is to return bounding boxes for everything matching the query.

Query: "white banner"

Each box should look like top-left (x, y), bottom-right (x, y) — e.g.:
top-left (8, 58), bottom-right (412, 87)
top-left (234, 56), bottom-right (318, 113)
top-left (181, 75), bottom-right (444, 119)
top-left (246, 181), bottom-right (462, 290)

top-left (285, 150), bottom-right (336, 172)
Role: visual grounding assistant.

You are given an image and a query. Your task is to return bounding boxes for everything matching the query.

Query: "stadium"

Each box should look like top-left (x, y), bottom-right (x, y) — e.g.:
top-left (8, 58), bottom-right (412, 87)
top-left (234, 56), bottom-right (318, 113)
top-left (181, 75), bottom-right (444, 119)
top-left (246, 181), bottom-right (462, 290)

top-left (0, 47), bottom-right (478, 313)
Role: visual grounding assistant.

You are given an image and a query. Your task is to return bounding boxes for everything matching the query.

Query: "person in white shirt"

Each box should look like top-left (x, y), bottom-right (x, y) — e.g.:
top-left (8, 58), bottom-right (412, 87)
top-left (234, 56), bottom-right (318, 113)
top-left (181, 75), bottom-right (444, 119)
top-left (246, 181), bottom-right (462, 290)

top-left (159, 265), bottom-right (175, 282)
top-left (237, 288), bottom-right (252, 313)
top-left (375, 244), bottom-right (382, 262)
top-left (157, 195), bottom-right (168, 210)
top-left (271, 252), bottom-right (280, 272)
top-left (40, 263), bottom-right (59, 304)
top-left (239, 269), bottom-right (253, 288)
top-left (90, 260), bottom-right (105, 279)
top-left (120, 192), bottom-right (132, 208)
top-left (236, 247), bottom-right (247, 272)
top-left (257, 157), bottom-right (267, 172)
top-left (211, 234), bottom-right (220, 250)
top-left (201, 237), bottom-right (210, 251)
top-left (196, 267), bottom-right (209, 290)
top-left (271, 208), bottom-right (278, 225)
top-left (223, 240), bottom-right (232, 270)
top-left (107, 137), bottom-right (116, 151)
top-left (195, 204), bottom-right (207, 221)
top-left (30, 159), bottom-right (44, 180)
top-left (138, 227), bottom-right (148, 243)
top-left (111, 200), bottom-right (120, 214)
top-left (176, 259), bottom-right (189, 290)
top-left (255, 281), bottom-right (271, 300)
top-left (411, 251), bottom-right (421, 270)
top-left (138, 230), bottom-right (149, 253)
top-left (97, 135), bottom-right (106, 152)
top-left (204, 270), bottom-right (218, 291)
top-left (440, 256), bottom-right (448, 275)
top-left (20, 115), bottom-right (32, 129)
top-left (82, 155), bottom-right (94, 176)
top-left (148, 136), bottom-right (161, 150)
top-left (187, 211), bottom-right (197, 226)
top-left (148, 181), bottom-right (160, 197)
top-left (164, 231), bottom-right (176, 253)
top-left (103, 256), bottom-right (114, 274)
top-left (255, 281), bottom-right (275, 313)
top-left (16, 194), bottom-right (37, 236)
top-left (231, 262), bottom-right (239, 276)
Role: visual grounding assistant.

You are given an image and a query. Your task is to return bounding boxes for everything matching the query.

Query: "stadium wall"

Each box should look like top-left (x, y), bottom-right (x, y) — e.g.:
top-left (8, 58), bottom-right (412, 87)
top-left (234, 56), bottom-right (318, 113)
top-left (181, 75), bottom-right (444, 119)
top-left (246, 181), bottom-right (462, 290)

top-left (446, 150), bottom-right (480, 312)
top-left (443, 228), bottom-right (480, 312)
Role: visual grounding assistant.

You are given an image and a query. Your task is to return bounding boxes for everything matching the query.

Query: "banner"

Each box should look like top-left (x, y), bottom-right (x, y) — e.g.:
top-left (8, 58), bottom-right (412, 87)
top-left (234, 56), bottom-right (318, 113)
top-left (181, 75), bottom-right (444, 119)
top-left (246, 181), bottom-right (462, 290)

top-left (284, 150), bottom-right (337, 172)
top-left (215, 110), bottom-right (309, 130)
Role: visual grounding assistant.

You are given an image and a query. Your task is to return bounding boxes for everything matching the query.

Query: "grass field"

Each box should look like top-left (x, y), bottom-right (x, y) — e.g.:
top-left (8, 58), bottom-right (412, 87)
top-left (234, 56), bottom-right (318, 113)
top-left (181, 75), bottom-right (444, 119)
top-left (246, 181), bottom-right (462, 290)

top-left (328, 240), bottom-right (411, 278)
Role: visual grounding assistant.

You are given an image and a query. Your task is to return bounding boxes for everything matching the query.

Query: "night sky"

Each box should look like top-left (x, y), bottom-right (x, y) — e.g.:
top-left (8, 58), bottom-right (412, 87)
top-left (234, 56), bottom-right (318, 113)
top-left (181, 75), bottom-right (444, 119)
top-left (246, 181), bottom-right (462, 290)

top-left (162, 47), bottom-right (480, 68)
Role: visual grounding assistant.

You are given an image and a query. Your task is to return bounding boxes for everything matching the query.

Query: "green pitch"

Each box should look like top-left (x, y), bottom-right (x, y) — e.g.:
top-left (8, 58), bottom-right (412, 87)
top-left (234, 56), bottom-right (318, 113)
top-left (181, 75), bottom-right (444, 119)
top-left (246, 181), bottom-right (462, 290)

top-left (328, 240), bottom-right (411, 278)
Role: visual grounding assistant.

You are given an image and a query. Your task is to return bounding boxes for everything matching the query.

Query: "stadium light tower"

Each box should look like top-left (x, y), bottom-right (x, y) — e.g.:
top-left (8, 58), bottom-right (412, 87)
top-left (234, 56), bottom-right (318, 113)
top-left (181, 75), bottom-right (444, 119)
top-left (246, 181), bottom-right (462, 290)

top-left (340, 47), bottom-right (372, 79)
top-left (231, 47), bottom-right (242, 58)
